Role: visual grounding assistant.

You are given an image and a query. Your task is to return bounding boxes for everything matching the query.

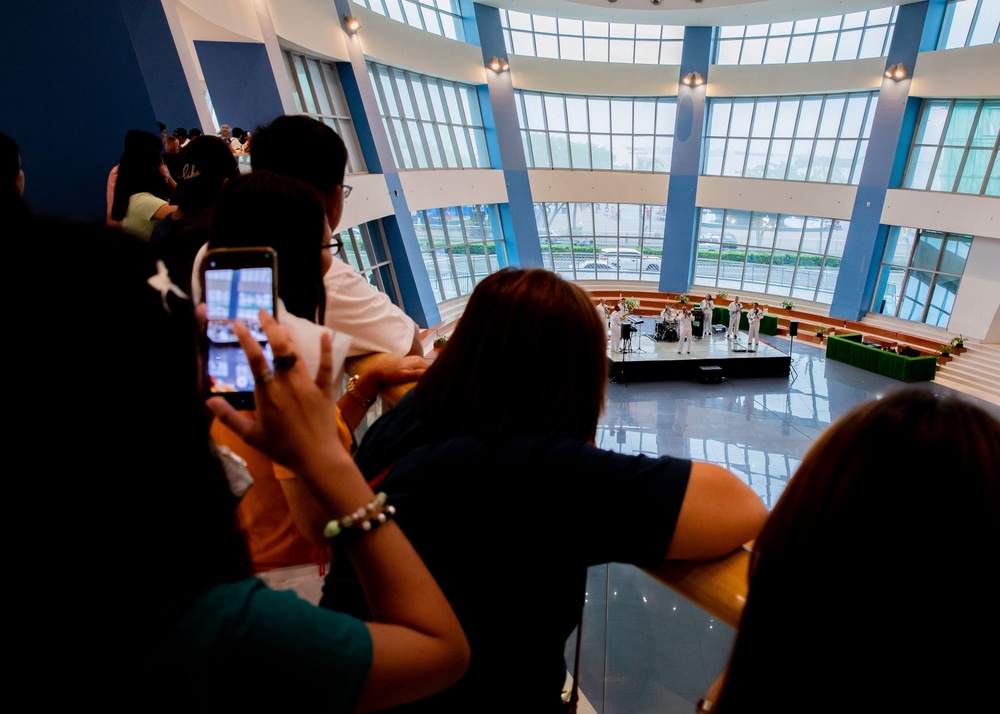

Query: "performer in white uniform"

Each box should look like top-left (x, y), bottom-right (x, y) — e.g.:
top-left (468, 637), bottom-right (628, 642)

top-left (747, 302), bottom-right (764, 351)
top-left (728, 297), bottom-right (743, 340)
top-left (609, 304), bottom-right (623, 353)
top-left (699, 294), bottom-right (715, 338)
top-left (677, 306), bottom-right (694, 354)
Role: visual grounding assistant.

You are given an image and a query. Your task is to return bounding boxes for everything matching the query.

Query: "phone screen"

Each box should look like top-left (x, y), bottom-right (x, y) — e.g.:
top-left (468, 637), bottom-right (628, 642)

top-left (203, 248), bottom-right (277, 410)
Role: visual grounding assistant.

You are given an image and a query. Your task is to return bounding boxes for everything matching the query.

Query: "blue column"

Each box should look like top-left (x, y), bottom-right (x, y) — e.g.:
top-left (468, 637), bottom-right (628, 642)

top-left (472, 2), bottom-right (542, 268)
top-left (0, 0), bottom-right (192, 221)
top-left (660, 26), bottom-right (713, 293)
top-left (830, 1), bottom-right (939, 320)
top-left (332, 0), bottom-right (440, 328)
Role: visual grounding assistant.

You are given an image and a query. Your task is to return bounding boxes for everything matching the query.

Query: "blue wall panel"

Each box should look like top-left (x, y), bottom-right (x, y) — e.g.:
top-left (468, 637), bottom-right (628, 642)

top-left (194, 41), bottom-right (285, 135)
top-left (0, 1), bottom-right (164, 221)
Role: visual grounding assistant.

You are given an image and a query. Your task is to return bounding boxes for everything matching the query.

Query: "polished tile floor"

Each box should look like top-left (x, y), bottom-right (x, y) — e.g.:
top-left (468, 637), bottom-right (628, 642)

top-left (568, 334), bottom-right (1000, 714)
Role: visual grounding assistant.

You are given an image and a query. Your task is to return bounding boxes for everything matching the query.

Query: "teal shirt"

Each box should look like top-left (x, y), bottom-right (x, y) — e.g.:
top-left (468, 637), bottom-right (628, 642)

top-left (144, 578), bottom-right (372, 711)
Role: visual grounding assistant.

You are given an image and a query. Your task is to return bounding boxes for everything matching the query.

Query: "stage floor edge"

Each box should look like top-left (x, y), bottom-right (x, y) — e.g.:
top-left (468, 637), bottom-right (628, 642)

top-left (607, 329), bottom-right (791, 382)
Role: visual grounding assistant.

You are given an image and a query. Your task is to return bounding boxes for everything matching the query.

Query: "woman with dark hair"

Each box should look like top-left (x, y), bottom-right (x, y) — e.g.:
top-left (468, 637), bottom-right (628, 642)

top-left (320, 267), bottom-right (768, 712)
top-left (12, 218), bottom-right (467, 711)
top-left (110, 128), bottom-right (176, 238)
top-left (710, 388), bottom-right (1000, 713)
top-left (209, 170), bottom-right (330, 325)
top-left (205, 170), bottom-right (428, 574)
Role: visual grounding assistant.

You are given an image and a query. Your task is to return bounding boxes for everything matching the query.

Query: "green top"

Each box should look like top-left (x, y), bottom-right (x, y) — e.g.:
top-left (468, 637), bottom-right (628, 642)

top-left (142, 577), bottom-right (372, 711)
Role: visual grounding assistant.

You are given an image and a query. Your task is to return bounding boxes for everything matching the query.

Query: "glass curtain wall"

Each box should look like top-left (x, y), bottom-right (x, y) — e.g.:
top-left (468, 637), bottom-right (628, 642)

top-left (535, 202), bottom-right (666, 282)
top-left (703, 93), bottom-right (877, 184)
top-left (500, 10), bottom-right (684, 64)
top-left (872, 227), bottom-right (971, 327)
top-left (336, 222), bottom-right (407, 305)
top-left (716, 7), bottom-right (897, 64)
top-left (937, 0), bottom-right (1000, 49)
top-left (351, 0), bottom-right (465, 41)
top-left (368, 62), bottom-right (490, 170)
top-left (516, 91), bottom-right (677, 172)
top-left (695, 207), bottom-right (849, 304)
top-left (902, 99), bottom-right (1000, 196)
top-left (282, 50), bottom-right (366, 174)
top-left (411, 204), bottom-right (507, 302)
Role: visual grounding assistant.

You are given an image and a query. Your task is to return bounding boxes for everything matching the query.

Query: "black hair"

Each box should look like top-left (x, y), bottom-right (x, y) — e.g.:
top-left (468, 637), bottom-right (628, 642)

top-left (111, 129), bottom-right (171, 220)
top-left (250, 115), bottom-right (347, 195)
top-left (11, 217), bottom-right (249, 681)
top-left (210, 170), bottom-right (328, 324)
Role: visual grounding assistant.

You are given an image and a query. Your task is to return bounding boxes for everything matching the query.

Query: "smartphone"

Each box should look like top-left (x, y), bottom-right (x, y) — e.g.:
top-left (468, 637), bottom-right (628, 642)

top-left (201, 247), bottom-right (278, 410)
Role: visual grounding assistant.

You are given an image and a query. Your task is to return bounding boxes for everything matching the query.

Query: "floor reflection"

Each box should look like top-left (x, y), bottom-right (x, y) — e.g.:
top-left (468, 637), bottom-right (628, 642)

top-left (573, 337), bottom-right (1000, 714)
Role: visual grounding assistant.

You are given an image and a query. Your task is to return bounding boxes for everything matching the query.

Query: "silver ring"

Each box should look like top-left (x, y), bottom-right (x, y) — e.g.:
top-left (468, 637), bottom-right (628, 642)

top-left (255, 368), bottom-right (274, 385)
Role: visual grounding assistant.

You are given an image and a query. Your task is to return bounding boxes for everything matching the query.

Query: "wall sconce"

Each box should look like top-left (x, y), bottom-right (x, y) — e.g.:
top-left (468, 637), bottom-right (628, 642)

top-left (682, 71), bottom-right (704, 86)
top-left (885, 63), bottom-right (906, 80)
top-left (344, 15), bottom-right (362, 33)
top-left (488, 56), bottom-right (510, 72)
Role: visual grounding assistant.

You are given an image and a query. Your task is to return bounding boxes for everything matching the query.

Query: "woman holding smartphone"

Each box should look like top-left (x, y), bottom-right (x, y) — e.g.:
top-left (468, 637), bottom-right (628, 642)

top-left (12, 218), bottom-right (467, 711)
top-left (204, 170), bottom-right (428, 574)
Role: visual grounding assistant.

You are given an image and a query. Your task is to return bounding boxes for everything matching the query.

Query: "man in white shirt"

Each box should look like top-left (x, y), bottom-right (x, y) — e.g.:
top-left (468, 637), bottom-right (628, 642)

top-left (747, 302), bottom-right (764, 351)
top-left (249, 115), bottom-right (422, 358)
top-left (728, 296), bottom-right (743, 340)
top-left (699, 294), bottom-right (715, 338)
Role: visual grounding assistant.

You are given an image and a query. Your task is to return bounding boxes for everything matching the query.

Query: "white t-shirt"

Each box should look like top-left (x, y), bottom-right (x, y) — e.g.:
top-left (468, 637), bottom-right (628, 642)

top-left (277, 300), bottom-right (352, 398)
top-left (191, 243), bottom-right (418, 360)
top-left (322, 259), bottom-right (419, 358)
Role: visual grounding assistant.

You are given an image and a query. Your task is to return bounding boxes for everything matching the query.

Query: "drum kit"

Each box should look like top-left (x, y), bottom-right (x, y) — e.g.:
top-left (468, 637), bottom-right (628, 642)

top-left (654, 319), bottom-right (679, 342)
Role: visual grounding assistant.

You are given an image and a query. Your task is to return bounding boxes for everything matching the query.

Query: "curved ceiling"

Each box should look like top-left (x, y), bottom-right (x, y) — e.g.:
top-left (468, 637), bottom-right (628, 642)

top-left (477, 0), bottom-right (924, 26)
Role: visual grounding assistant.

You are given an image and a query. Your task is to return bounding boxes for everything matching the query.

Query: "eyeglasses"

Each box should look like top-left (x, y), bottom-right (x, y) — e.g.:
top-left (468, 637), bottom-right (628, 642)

top-left (321, 236), bottom-right (343, 256)
top-left (340, 184), bottom-right (352, 199)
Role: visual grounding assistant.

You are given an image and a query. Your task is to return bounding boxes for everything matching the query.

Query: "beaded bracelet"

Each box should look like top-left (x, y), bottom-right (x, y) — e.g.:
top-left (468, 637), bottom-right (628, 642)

top-left (324, 492), bottom-right (396, 540)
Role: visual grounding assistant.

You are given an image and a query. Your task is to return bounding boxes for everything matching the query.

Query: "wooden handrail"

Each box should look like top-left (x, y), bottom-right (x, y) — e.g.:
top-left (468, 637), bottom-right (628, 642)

top-left (642, 541), bottom-right (753, 629)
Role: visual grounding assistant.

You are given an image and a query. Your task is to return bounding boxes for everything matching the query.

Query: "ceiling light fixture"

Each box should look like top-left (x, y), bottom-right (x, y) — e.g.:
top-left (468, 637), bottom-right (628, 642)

top-left (344, 15), bottom-right (361, 33)
top-left (682, 70), bottom-right (704, 86)
top-left (885, 63), bottom-right (906, 80)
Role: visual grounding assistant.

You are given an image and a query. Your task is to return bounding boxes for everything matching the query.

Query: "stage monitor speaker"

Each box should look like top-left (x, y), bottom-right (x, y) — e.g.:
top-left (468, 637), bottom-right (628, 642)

top-left (789, 321), bottom-right (799, 337)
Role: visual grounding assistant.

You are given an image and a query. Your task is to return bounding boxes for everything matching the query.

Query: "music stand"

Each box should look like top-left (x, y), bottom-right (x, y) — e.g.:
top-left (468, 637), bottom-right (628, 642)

top-left (629, 316), bottom-right (646, 353)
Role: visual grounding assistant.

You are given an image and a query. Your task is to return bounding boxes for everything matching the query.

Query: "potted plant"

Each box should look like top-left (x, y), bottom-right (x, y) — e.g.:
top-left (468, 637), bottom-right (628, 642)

top-left (625, 297), bottom-right (640, 312)
top-left (780, 299), bottom-right (795, 310)
top-left (949, 335), bottom-right (967, 354)
top-left (938, 344), bottom-right (953, 364)
top-left (716, 289), bottom-right (729, 299)
top-left (815, 326), bottom-right (828, 342)
top-left (677, 294), bottom-right (690, 305)
top-left (433, 332), bottom-right (449, 350)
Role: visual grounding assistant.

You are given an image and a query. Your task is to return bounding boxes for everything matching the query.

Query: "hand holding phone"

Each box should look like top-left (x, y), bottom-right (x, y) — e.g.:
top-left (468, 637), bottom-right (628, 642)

top-left (201, 247), bottom-right (278, 410)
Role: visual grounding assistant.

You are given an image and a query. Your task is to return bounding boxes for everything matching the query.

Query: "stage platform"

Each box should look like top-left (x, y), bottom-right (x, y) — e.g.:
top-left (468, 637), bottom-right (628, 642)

top-left (608, 322), bottom-right (791, 382)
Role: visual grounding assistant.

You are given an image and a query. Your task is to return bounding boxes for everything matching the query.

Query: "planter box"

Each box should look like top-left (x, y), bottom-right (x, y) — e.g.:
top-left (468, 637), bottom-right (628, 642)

top-left (827, 334), bottom-right (938, 383)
